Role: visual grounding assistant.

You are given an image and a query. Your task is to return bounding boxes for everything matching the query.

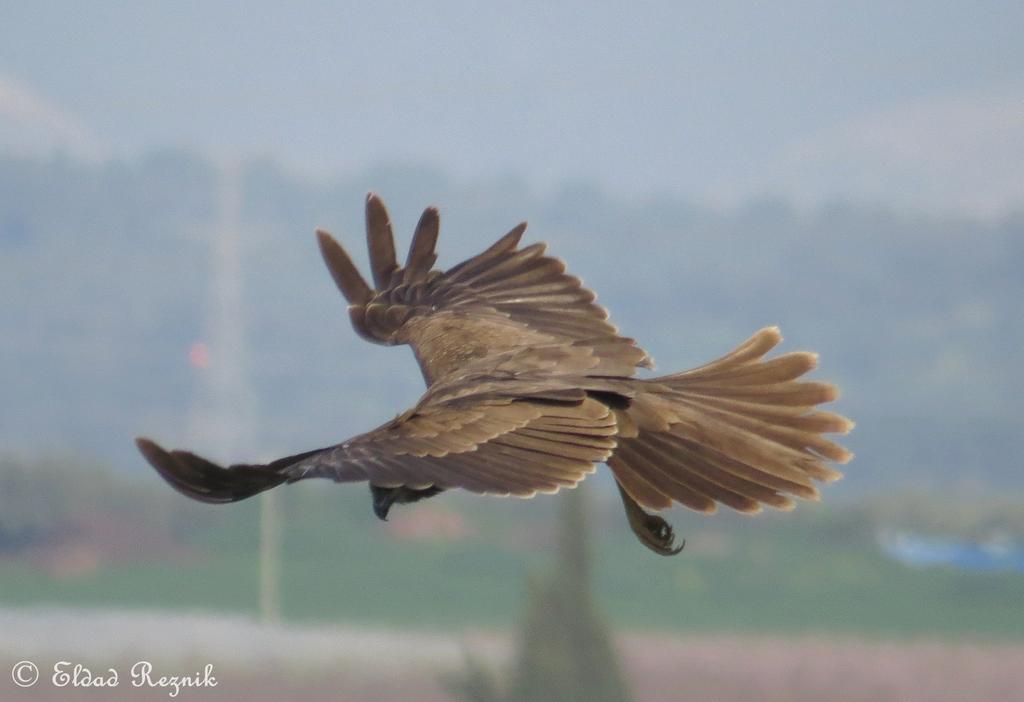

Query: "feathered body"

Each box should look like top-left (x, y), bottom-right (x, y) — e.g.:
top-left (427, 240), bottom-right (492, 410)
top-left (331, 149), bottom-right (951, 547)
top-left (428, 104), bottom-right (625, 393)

top-left (137, 195), bottom-right (852, 555)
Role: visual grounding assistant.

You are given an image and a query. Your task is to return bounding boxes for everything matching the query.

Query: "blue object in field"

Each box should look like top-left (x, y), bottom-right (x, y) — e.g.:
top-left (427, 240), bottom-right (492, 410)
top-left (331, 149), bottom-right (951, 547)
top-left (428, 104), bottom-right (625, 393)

top-left (878, 531), bottom-right (1024, 573)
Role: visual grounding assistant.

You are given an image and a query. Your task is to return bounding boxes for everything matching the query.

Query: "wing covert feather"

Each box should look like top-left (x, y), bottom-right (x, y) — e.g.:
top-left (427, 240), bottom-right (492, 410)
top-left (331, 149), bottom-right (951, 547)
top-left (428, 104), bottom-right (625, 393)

top-left (288, 396), bottom-right (618, 497)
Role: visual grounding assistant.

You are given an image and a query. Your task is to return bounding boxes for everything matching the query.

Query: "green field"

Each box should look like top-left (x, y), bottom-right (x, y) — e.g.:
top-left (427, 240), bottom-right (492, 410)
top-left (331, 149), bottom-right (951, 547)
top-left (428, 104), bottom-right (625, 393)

top-left (2, 475), bottom-right (1022, 640)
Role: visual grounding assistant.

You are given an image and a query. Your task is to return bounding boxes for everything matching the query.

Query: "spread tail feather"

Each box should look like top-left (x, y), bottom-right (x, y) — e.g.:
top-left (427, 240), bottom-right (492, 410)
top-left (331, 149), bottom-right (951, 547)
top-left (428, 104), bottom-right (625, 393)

top-left (609, 327), bottom-right (853, 541)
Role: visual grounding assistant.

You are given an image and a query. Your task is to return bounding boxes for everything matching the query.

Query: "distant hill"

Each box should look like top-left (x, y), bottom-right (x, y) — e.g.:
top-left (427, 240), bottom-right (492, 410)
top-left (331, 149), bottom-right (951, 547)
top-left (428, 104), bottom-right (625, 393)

top-left (1, 151), bottom-right (1021, 495)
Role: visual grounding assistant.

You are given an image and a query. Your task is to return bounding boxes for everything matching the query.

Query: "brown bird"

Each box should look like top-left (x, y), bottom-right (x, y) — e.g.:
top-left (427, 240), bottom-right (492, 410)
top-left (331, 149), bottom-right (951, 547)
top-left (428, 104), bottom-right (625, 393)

top-left (136, 194), bottom-right (853, 555)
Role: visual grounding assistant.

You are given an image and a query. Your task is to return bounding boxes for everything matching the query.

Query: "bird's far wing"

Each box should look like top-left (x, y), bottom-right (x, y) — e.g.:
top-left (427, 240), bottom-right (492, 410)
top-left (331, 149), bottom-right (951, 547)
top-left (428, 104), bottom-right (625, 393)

top-left (316, 194), bottom-right (652, 386)
top-left (137, 392), bottom-right (619, 504)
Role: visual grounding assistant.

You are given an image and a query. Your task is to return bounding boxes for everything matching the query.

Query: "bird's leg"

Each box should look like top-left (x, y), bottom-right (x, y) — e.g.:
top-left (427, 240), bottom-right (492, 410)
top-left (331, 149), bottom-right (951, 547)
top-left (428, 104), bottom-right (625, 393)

top-left (616, 483), bottom-right (685, 556)
top-left (371, 485), bottom-right (398, 520)
top-left (370, 484), bottom-right (446, 521)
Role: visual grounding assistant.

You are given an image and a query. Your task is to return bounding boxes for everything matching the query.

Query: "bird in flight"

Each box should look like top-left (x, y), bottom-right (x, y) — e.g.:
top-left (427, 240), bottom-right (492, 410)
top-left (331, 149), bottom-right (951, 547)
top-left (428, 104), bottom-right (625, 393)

top-left (137, 194), bottom-right (853, 555)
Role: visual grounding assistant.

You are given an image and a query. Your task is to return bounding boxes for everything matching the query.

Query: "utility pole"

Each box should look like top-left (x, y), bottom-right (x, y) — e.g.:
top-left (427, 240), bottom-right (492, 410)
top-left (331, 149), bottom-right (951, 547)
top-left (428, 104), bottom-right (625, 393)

top-left (188, 160), bottom-right (281, 623)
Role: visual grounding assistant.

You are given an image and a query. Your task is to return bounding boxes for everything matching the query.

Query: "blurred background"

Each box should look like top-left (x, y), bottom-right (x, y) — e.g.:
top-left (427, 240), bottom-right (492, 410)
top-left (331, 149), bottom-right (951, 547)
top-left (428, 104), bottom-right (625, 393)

top-left (2, 2), bottom-right (1023, 700)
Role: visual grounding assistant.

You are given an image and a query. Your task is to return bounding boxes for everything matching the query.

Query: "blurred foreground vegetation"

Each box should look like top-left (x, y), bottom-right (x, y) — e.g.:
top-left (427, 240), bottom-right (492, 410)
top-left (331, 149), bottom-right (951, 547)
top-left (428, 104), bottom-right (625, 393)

top-left (447, 487), bottom-right (632, 702)
top-left (2, 455), bottom-right (1023, 640)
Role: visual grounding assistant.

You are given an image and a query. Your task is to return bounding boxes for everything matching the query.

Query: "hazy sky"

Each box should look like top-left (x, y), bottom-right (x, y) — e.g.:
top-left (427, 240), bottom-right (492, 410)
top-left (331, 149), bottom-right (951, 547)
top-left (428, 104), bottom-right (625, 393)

top-left (2, 1), bottom-right (1022, 215)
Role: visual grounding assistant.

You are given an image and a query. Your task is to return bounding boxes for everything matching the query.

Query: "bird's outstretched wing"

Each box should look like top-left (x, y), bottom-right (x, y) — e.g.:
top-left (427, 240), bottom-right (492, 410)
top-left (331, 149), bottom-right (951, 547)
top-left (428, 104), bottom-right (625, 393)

top-left (137, 389), bottom-right (617, 503)
top-left (316, 194), bottom-right (651, 386)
